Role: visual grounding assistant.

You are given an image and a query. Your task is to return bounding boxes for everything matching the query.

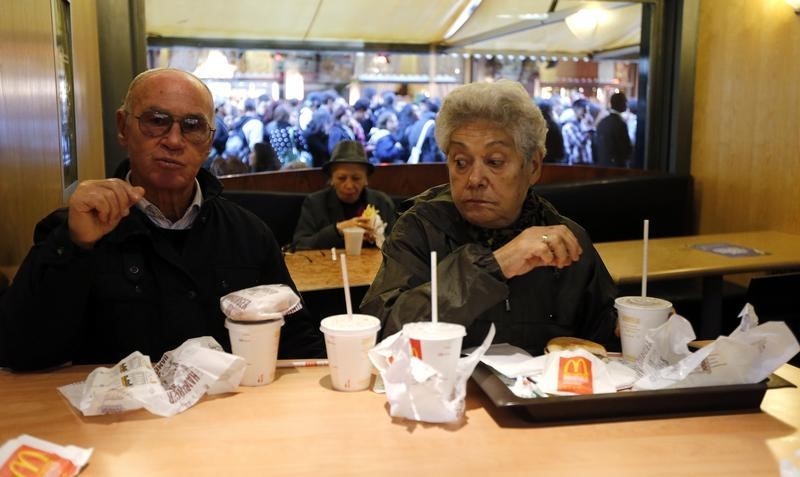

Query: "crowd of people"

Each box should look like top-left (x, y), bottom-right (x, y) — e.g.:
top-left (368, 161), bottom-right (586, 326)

top-left (206, 88), bottom-right (448, 176)
top-left (207, 86), bottom-right (639, 176)
top-left (537, 92), bottom-right (638, 168)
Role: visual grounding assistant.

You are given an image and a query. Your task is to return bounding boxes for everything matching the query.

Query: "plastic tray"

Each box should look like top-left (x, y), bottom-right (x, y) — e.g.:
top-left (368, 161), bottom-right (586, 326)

top-left (472, 362), bottom-right (794, 423)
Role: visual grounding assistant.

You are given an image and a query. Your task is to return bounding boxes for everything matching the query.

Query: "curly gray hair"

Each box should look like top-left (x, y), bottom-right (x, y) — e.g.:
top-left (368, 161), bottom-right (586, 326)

top-left (434, 80), bottom-right (547, 164)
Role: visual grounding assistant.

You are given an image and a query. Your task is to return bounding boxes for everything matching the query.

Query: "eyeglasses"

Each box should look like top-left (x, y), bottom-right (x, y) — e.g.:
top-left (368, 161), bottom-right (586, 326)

top-left (130, 110), bottom-right (215, 144)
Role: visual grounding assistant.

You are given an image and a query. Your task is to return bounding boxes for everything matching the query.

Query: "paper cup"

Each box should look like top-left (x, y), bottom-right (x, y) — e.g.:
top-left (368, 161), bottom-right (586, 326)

top-left (343, 227), bottom-right (365, 255)
top-left (320, 314), bottom-right (381, 391)
top-left (225, 318), bottom-right (284, 386)
top-left (615, 296), bottom-right (672, 361)
top-left (402, 322), bottom-right (466, 386)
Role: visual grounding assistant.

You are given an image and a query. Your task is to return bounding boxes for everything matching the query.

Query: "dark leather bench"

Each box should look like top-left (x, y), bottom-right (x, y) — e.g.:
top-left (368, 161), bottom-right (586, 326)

top-left (223, 173), bottom-right (694, 248)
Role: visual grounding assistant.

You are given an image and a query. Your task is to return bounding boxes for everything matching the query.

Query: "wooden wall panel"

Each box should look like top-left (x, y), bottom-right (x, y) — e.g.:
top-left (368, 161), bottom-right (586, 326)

top-left (0, 0), bottom-right (104, 268)
top-left (692, 0), bottom-right (800, 235)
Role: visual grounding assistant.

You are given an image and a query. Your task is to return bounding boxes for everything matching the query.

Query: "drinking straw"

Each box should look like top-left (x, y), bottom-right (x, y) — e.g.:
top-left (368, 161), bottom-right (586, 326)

top-left (642, 219), bottom-right (649, 297)
top-left (340, 253), bottom-right (353, 317)
top-left (431, 251), bottom-right (438, 323)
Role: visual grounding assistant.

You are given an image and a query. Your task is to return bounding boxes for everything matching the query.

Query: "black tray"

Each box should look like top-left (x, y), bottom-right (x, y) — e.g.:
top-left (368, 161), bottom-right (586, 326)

top-left (472, 362), bottom-right (794, 423)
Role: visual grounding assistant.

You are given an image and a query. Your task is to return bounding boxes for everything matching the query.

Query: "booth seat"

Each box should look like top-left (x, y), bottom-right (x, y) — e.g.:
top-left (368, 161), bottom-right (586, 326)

top-left (221, 173), bottom-right (695, 248)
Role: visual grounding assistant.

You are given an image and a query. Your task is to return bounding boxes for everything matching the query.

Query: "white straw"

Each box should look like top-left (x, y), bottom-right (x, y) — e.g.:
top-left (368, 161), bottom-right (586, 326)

top-left (340, 254), bottom-right (353, 317)
top-left (431, 251), bottom-right (438, 323)
top-left (642, 219), bottom-right (649, 297)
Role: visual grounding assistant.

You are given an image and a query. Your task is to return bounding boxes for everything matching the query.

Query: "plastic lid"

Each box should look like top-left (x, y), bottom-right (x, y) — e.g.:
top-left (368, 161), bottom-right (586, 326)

top-left (614, 296), bottom-right (672, 310)
top-left (320, 314), bottom-right (381, 335)
top-left (402, 321), bottom-right (466, 341)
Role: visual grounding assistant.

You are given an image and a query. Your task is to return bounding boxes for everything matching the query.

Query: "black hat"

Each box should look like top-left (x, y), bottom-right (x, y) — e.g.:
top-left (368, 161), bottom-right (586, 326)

top-left (322, 140), bottom-right (374, 175)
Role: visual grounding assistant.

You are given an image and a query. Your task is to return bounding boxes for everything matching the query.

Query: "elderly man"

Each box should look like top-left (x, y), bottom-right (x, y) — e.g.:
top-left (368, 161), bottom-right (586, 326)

top-left (361, 80), bottom-right (618, 354)
top-left (0, 68), bottom-right (322, 371)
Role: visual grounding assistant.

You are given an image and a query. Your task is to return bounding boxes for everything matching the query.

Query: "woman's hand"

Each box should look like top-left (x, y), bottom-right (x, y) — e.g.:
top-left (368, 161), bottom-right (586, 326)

top-left (493, 224), bottom-right (582, 279)
top-left (336, 217), bottom-right (376, 243)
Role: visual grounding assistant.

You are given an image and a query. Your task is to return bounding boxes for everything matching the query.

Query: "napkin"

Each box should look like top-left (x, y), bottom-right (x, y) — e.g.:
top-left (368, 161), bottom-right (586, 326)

top-left (369, 324), bottom-right (495, 423)
top-left (366, 209), bottom-right (388, 249)
top-left (633, 304), bottom-right (800, 390)
top-left (58, 337), bottom-right (246, 417)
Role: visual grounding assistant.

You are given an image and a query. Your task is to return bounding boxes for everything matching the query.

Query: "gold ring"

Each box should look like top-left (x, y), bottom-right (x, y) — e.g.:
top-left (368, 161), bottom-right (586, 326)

top-left (541, 234), bottom-right (549, 243)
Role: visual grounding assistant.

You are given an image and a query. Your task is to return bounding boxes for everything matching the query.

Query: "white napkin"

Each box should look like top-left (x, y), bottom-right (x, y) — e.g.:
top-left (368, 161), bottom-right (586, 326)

top-left (633, 304), bottom-right (800, 390)
top-left (369, 324), bottom-right (495, 423)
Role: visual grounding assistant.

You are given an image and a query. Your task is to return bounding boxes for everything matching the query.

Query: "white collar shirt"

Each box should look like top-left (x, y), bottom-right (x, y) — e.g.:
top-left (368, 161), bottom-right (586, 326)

top-left (126, 171), bottom-right (203, 230)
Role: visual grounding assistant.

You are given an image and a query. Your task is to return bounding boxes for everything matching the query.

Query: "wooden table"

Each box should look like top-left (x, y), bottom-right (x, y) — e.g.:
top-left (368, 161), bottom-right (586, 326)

top-left (284, 248), bottom-right (383, 292)
top-left (1, 364), bottom-right (798, 476)
top-left (596, 230), bottom-right (800, 338)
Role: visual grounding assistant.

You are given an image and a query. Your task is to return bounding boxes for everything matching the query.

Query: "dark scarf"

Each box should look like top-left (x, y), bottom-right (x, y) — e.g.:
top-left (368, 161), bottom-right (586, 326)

top-left (468, 189), bottom-right (547, 250)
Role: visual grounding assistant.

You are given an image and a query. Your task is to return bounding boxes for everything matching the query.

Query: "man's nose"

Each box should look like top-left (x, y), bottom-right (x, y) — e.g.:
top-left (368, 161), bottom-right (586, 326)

top-left (162, 121), bottom-right (185, 146)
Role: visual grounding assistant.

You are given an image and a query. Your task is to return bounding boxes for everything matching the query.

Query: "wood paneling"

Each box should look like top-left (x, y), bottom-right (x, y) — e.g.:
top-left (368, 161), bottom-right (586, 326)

top-left (692, 0), bottom-right (800, 234)
top-left (0, 0), bottom-right (105, 267)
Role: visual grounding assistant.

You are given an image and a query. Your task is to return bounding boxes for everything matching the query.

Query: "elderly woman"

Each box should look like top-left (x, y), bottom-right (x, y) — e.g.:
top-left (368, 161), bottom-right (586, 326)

top-left (360, 80), bottom-right (618, 355)
top-left (292, 140), bottom-right (395, 250)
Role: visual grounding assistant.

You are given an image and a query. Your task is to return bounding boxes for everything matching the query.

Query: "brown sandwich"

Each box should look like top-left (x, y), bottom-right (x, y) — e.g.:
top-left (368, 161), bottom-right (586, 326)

top-left (546, 337), bottom-right (607, 359)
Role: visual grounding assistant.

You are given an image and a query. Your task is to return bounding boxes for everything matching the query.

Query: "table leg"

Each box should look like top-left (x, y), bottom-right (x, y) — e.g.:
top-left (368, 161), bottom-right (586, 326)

top-left (700, 276), bottom-right (723, 339)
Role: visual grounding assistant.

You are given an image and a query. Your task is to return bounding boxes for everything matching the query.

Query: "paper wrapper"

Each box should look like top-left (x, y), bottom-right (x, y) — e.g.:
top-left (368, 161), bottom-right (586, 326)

top-left (0, 435), bottom-right (92, 477)
top-left (369, 324), bottom-right (495, 423)
top-left (537, 348), bottom-right (617, 395)
top-left (219, 284), bottom-right (302, 322)
top-left (58, 337), bottom-right (246, 417)
top-left (633, 304), bottom-right (800, 390)
top-left (362, 207), bottom-right (388, 249)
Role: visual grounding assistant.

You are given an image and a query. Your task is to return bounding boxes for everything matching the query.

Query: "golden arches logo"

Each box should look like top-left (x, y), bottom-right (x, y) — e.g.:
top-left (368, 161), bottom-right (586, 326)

top-left (561, 357), bottom-right (591, 378)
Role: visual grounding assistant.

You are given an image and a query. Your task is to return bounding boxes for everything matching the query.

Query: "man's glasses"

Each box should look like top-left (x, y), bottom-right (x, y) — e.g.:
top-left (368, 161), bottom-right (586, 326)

top-left (130, 110), bottom-right (214, 144)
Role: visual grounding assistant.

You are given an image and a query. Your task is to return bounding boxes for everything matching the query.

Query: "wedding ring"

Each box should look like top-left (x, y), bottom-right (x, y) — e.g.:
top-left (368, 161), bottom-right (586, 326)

top-left (541, 234), bottom-right (549, 243)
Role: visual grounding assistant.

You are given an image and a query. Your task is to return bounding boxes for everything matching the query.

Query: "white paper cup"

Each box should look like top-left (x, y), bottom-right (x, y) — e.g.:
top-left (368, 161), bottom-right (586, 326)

top-left (343, 227), bottom-right (365, 255)
top-left (320, 314), bottom-right (381, 391)
top-left (225, 318), bottom-right (284, 386)
top-left (615, 296), bottom-right (673, 361)
top-left (402, 322), bottom-right (466, 386)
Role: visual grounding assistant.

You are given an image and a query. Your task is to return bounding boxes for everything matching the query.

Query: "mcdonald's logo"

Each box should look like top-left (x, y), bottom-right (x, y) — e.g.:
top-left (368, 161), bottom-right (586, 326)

top-left (561, 356), bottom-right (590, 377)
top-left (557, 356), bottom-right (594, 394)
top-left (1, 445), bottom-right (76, 477)
top-left (409, 339), bottom-right (423, 360)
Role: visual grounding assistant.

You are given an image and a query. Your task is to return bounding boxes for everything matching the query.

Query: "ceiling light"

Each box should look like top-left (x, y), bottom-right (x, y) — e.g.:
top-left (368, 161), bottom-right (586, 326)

top-left (565, 8), bottom-right (600, 40)
top-left (518, 13), bottom-right (549, 21)
top-left (786, 0), bottom-right (800, 13)
top-left (444, 0), bottom-right (483, 39)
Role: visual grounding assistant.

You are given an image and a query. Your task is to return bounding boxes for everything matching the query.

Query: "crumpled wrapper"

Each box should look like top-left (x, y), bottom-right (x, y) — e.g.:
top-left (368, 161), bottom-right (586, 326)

top-left (58, 337), bottom-right (246, 417)
top-left (366, 210), bottom-right (388, 249)
top-left (369, 324), bottom-right (495, 423)
top-left (633, 304), bottom-right (800, 390)
top-left (220, 284), bottom-right (302, 322)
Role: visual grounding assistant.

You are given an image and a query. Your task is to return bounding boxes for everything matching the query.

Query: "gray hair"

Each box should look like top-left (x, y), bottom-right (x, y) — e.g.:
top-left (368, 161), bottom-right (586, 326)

top-left (435, 80), bottom-right (547, 164)
top-left (120, 68), bottom-right (215, 120)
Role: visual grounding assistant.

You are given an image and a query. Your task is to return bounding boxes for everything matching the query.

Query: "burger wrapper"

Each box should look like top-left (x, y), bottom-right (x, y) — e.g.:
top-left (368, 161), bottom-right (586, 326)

top-left (537, 349), bottom-right (617, 395)
top-left (633, 304), bottom-right (800, 390)
top-left (369, 324), bottom-right (495, 423)
top-left (364, 210), bottom-right (387, 249)
top-left (220, 284), bottom-right (302, 322)
top-left (58, 337), bottom-right (246, 417)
